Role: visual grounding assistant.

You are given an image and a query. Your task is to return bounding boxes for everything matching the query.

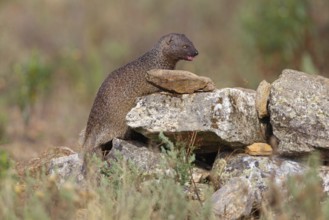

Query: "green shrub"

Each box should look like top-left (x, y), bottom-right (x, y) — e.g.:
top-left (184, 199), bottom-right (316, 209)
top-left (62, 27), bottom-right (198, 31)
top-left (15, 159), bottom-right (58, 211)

top-left (241, 0), bottom-right (312, 76)
top-left (159, 132), bottom-right (196, 185)
top-left (13, 52), bottom-right (53, 126)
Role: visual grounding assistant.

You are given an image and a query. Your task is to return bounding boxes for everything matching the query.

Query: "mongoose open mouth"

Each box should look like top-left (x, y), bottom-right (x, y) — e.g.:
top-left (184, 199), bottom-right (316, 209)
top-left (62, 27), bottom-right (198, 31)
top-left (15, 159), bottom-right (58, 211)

top-left (186, 56), bottom-right (195, 61)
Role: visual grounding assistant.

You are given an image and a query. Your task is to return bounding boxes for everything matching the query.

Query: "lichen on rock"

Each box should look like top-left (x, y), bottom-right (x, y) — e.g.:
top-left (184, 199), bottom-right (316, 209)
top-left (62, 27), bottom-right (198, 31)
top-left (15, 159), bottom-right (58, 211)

top-left (269, 69), bottom-right (329, 155)
top-left (126, 88), bottom-right (266, 152)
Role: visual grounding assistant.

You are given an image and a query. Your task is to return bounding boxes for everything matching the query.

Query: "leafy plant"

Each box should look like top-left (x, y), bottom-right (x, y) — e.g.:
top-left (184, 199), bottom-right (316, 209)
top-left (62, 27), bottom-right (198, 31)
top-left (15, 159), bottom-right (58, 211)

top-left (158, 132), bottom-right (196, 185)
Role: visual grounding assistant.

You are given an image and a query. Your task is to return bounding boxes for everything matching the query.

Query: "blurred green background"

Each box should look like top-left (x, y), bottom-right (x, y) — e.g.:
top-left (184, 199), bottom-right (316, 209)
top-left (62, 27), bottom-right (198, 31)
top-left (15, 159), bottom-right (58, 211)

top-left (0, 0), bottom-right (328, 161)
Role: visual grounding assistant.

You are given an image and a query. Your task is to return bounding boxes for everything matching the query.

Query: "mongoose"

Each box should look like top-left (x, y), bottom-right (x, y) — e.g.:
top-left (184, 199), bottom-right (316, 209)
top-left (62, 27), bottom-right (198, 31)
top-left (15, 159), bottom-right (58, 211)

top-left (82, 33), bottom-right (199, 155)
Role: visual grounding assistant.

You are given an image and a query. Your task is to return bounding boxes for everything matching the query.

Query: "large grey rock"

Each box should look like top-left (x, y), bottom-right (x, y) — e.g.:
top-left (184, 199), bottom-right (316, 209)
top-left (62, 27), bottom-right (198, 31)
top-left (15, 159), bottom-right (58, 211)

top-left (126, 89), bottom-right (266, 152)
top-left (269, 69), bottom-right (329, 155)
top-left (211, 177), bottom-right (255, 220)
top-left (211, 153), bottom-right (329, 198)
top-left (106, 139), bottom-right (213, 189)
top-left (106, 138), bottom-right (174, 178)
top-left (211, 153), bottom-right (306, 203)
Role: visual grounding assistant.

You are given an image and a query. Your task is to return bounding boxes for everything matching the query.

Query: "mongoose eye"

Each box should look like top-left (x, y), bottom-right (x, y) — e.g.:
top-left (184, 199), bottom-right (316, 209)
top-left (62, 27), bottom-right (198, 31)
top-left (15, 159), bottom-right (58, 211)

top-left (183, 45), bottom-right (188, 49)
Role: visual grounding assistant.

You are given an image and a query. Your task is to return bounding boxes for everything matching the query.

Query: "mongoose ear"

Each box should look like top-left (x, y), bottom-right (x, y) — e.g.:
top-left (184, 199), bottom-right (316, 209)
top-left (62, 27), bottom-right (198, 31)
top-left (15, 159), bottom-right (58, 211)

top-left (166, 36), bottom-right (174, 45)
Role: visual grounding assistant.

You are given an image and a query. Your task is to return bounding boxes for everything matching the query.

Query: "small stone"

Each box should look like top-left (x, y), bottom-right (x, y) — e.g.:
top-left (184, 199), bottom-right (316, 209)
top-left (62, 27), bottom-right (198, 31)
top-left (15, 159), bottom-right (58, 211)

top-left (255, 80), bottom-right (271, 119)
top-left (146, 69), bottom-right (216, 94)
top-left (245, 143), bottom-right (273, 156)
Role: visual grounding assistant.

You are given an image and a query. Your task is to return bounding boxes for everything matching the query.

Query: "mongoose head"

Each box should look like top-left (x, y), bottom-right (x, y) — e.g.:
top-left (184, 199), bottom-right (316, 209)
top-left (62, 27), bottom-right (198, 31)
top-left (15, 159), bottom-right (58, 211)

top-left (159, 33), bottom-right (199, 62)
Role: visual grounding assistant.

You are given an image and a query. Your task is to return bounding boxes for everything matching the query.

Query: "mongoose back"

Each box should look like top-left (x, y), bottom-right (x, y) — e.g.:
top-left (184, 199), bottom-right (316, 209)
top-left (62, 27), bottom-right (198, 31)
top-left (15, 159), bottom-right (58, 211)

top-left (83, 33), bottom-right (198, 153)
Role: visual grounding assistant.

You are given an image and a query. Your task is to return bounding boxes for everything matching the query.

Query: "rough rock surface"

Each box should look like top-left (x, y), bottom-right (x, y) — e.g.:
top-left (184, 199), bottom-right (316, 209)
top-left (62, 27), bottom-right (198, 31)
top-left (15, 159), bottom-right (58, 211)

top-left (269, 69), bottom-right (329, 155)
top-left (105, 138), bottom-right (174, 177)
top-left (127, 88), bottom-right (266, 152)
top-left (106, 139), bottom-right (213, 199)
top-left (211, 177), bottom-right (255, 220)
top-left (48, 153), bottom-right (85, 187)
top-left (185, 183), bottom-right (212, 202)
top-left (319, 166), bottom-right (329, 193)
top-left (256, 80), bottom-right (271, 119)
top-left (146, 69), bottom-right (215, 94)
top-left (211, 153), bottom-right (306, 201)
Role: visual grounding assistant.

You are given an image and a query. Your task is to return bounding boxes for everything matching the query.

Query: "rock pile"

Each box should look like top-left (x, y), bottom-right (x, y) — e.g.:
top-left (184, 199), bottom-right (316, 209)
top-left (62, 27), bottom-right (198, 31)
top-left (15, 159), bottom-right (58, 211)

top-left (47, 69), bottom-right (329, 219)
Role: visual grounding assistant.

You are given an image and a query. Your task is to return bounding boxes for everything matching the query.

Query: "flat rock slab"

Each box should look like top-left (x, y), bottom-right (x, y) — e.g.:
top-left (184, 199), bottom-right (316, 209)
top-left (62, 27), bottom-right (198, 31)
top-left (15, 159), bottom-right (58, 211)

top-left (269, 69), bottom-right (329, 155)
top-left (146, 69), bottom-right (215, 94)
top-left (126, 88), bottom-right (266, 152)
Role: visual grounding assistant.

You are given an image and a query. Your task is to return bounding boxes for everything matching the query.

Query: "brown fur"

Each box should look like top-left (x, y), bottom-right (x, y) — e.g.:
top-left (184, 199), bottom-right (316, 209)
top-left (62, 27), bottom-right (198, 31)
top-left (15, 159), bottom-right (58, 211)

top-left (82, 33), bottom-right (198, 154)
